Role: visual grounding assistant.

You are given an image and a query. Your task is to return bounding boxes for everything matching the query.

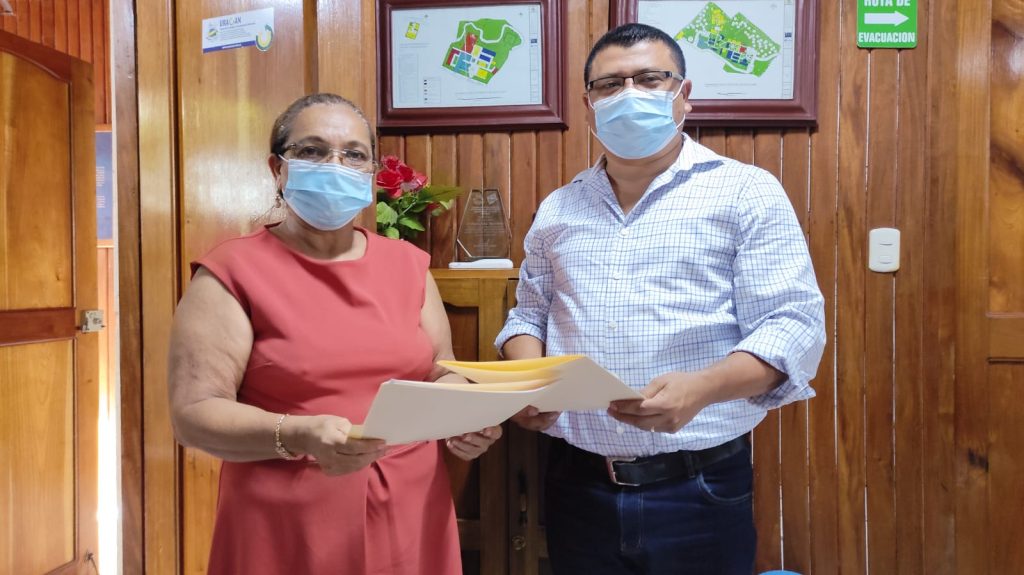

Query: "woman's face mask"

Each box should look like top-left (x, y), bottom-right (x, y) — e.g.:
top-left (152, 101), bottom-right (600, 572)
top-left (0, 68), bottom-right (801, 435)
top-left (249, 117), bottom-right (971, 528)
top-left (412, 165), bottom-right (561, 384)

top-left (592, 86), bottom-right (685, 160)
top-left (279, 157), bottom-right (374, 231)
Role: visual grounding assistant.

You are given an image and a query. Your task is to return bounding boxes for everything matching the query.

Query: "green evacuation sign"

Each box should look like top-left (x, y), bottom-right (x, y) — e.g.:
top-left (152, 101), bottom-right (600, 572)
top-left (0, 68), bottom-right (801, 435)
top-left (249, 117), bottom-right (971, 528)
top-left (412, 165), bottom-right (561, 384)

top-left (857, 0), bottom-right (917, 48)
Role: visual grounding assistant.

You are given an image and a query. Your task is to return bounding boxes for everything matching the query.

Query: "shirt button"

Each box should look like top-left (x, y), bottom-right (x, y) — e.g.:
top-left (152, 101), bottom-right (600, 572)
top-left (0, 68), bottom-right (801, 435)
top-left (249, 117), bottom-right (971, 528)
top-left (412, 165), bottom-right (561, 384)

top-left (607, 320), bottom-right (617, 330)
top-left (618, 228), bottom-right (629, 237)
top-left (612, 271), bottom-right (622, 280)
top-left (616, 426), bottom-right (625, 434)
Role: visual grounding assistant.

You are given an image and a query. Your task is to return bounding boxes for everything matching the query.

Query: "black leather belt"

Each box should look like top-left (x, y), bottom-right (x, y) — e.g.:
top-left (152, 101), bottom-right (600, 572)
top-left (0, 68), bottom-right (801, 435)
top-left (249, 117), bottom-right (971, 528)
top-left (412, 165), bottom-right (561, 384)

top-left (555, 435), bottom-right (749, 487)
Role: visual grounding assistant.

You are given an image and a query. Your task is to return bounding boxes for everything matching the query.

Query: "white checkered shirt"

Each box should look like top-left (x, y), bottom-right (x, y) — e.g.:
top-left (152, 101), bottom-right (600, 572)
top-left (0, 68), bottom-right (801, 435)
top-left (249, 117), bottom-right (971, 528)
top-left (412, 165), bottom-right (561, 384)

top-left (496, 136), bottom-right (826, 457)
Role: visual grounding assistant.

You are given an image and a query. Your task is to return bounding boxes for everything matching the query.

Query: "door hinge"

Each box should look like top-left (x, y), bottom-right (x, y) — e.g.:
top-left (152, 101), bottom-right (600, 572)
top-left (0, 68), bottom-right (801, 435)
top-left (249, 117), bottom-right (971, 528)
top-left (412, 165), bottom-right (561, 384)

top-left (80, 309), bottom-right (105, 333)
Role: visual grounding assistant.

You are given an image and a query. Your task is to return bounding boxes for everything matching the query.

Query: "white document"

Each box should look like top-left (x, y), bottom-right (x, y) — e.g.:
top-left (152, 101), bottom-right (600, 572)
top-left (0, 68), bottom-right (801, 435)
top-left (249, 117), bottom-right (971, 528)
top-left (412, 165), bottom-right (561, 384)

top-left (350, 356), bottom-right (642, 444)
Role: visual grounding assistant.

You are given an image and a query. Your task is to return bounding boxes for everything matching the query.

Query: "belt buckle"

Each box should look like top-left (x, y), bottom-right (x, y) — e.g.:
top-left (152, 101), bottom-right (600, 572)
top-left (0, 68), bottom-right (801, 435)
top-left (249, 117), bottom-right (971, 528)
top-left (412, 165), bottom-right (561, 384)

top-left (605, 456), bottom-right (640, 486)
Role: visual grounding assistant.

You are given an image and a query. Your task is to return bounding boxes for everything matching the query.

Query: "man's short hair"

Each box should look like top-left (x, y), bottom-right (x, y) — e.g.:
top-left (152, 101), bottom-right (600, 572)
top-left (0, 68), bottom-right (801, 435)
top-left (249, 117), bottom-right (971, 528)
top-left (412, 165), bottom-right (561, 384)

top-left (584, 23), bottom-right (686, 85)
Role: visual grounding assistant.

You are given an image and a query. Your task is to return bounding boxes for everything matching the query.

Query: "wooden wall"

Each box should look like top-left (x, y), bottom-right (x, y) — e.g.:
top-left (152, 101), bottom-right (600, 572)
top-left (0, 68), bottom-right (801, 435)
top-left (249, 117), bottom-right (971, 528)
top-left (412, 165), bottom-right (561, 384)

top-left (1, 0), bottom-right (111, 125)
top-left (115, 0), bottom-right (1023, 573)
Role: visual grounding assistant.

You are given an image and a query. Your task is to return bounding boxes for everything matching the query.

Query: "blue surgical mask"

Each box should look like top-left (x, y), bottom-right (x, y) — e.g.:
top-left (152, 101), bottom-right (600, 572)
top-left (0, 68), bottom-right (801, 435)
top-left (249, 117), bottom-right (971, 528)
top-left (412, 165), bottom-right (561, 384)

top-left (593, 88), bottom-right (684, 160)
top-left (280, 158), bottom-right (373, 231)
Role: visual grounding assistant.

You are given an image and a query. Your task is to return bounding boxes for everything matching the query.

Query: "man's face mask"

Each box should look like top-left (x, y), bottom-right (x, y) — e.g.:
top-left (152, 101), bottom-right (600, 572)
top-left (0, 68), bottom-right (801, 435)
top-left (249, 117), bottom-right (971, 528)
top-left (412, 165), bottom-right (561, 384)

top-left (279, 158), bottom-right (374, 231)
top-left (592, 86), bottom-right (685, 160)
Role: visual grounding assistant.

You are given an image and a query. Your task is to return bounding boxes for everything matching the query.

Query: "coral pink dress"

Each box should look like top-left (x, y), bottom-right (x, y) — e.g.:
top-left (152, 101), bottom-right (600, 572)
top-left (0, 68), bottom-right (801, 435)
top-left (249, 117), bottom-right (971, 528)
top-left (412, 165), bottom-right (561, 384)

top-left (193, 225), bottom-right (461, 575)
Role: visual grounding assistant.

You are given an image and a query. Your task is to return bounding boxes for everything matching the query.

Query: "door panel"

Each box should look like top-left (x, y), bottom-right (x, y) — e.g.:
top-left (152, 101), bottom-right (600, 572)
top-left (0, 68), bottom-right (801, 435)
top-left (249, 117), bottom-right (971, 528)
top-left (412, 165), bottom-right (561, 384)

top-left (0, 30), bottom-right (98, 575)
top-left (0, 49), bottom-right (73, 310)
top-left (989, 4), bottom-right (1024, 316)
top-left (0, 342), bottom-right (75, 573)
top-left (988, 364), bottom-right (1024, 570)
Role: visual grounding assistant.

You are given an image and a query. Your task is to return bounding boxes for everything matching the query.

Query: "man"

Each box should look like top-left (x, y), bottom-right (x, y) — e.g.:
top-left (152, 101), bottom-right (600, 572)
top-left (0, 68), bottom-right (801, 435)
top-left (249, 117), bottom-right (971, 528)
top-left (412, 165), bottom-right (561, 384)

top-left (496, 23), bottom-right (826, 575)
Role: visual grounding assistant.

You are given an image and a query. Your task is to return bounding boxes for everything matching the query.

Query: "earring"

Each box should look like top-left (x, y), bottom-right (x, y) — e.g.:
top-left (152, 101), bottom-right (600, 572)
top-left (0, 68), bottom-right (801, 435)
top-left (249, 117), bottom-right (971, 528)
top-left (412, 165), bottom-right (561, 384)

top-left (275, 191), bottom-right (283, 208)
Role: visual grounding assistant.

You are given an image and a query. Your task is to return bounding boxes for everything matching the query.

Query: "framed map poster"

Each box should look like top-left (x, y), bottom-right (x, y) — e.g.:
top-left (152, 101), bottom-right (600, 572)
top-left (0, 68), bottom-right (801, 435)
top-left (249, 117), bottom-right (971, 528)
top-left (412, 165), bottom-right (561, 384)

top-left (611, 0), bottom-right (818, 126)
top-left (378, 0), bottom-right (565, 133)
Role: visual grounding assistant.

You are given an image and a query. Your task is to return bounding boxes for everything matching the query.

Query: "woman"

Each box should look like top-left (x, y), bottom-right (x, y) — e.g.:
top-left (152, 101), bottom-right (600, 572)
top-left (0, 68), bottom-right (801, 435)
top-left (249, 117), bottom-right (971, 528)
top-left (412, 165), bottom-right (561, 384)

top-left (168, 93), bottom-right (500, 574)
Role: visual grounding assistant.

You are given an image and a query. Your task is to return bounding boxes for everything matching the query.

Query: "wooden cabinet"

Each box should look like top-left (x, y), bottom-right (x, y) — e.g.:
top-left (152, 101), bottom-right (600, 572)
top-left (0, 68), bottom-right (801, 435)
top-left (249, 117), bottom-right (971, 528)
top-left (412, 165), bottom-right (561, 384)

top-left (431, 269), bottom-right (552, 575)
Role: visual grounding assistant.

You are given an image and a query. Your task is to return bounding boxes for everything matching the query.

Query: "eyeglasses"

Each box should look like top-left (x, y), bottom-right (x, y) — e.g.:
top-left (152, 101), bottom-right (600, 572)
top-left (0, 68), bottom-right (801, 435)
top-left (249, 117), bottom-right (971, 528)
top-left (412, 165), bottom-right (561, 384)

top-left (586, 71), bottom-right (684, 103)
top-left (283, 142), bottom-right (376, 170)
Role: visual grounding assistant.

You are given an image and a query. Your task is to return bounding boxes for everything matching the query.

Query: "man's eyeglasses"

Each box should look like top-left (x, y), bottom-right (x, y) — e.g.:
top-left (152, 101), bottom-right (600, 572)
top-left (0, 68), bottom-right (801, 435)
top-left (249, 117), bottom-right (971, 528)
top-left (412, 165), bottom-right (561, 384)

top-left (283, 142), bottom-right (376, 170)
top-left (586, 71), bottom-right (684, 103)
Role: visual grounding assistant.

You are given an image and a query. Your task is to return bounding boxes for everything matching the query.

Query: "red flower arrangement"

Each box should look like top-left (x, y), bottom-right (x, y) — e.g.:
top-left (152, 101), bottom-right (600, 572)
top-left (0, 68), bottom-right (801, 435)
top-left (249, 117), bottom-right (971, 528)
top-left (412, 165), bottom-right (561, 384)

top-left (375, 155), bottom-right (461, 240)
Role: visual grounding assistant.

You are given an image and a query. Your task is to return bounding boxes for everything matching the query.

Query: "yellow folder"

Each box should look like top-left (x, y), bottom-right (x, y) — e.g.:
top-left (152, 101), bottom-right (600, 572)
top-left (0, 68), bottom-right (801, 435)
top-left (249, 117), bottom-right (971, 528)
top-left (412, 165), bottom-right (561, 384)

top-left (348, 355), bottom-right (641, 444)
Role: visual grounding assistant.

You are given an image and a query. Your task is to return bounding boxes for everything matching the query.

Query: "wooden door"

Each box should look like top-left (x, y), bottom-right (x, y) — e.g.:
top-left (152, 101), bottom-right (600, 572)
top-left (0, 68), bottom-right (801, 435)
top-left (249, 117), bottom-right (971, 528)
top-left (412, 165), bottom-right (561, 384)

top-left (0, 31), bottom-right (99, 574)
top-left (956, 2), bottom-right (1024, 573)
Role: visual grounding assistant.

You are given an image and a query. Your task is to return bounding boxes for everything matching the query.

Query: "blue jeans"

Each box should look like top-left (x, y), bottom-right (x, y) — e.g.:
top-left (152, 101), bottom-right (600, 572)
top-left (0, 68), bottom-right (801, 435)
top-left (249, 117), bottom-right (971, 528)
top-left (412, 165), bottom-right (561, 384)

top-left (544, 440), bottom-right (756, 575)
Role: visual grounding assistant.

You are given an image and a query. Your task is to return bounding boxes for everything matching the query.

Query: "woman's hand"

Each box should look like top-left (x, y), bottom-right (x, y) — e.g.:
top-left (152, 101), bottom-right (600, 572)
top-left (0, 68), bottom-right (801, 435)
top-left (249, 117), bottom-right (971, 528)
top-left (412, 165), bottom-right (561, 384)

top-left (286, 415), bottom-right (387, 476)
top-left (445, 426), bottom-right (503, 461)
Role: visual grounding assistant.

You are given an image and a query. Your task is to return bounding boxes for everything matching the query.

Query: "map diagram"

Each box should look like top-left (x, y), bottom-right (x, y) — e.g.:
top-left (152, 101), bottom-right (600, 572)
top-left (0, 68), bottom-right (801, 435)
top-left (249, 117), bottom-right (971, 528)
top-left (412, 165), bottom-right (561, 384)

top-left (442, 19), bottom-right (522, 85)
top-left (676, 2), bottom-right (781, 77)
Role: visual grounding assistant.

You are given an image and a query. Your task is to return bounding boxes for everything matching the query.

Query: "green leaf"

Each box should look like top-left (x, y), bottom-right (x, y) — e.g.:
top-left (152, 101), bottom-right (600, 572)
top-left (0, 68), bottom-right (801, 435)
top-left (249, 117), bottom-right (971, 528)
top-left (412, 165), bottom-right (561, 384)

top-left (398, 216), bottom-right (425, 231)
top-left (376, 201), bottom-right (398, 225)
top-left (383, 226), bottom-right (400, 239)
top-left (422, 185), bottom-right (463, 203)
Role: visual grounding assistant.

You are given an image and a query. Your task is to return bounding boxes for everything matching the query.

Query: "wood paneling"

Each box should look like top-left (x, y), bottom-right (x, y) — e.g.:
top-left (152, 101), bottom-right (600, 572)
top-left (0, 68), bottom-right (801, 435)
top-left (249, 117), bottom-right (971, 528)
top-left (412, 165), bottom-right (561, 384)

top-left (117, 0), bottom-right (1024, 573)
top-left (864, 44), bottom-right (899, 575)
top-left (922, 0), bottom-right (960, 572)
top-left (835, 3), bottom-right (869, 572)
top-left (112, 0), bottom-right (145, 570)
top-left (1, 0), bottom-right (110, 124)
top-left (136, 0), bottom-right (181, 572)
top-left (779, 129), bottom-right (812, 573)
top-left (955, 0), bottom-right (994, 572)
top-left (804, 3), bottom-right (841, 573)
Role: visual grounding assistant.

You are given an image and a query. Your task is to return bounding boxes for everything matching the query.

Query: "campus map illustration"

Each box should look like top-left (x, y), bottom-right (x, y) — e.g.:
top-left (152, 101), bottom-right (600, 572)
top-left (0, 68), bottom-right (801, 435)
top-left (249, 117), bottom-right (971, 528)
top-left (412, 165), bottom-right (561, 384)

top-left (442, 19), bottom-right (523, 85)
top-left (676, 2), bottom-right (781, 77)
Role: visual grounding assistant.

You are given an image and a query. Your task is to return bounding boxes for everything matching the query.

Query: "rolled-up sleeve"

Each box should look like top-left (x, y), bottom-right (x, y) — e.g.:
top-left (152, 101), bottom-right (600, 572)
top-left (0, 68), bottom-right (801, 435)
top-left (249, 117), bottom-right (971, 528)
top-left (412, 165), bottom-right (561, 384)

top-left (495, 217), bottom-right (553, 352)
top-left (730, 170), bottom-right (826, 409)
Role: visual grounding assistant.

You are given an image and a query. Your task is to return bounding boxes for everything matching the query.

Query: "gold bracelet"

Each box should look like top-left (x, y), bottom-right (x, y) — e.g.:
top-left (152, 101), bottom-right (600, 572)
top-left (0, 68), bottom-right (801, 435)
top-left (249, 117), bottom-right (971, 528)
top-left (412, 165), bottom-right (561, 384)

top-left (274, 413), bottom-right (300, 460)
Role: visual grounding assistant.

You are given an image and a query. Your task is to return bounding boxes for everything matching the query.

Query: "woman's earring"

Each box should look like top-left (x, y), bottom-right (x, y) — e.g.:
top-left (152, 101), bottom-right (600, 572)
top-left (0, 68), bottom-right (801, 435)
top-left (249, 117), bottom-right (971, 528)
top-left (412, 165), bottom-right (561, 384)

top-left (275, 191), bottom-right (283, 208)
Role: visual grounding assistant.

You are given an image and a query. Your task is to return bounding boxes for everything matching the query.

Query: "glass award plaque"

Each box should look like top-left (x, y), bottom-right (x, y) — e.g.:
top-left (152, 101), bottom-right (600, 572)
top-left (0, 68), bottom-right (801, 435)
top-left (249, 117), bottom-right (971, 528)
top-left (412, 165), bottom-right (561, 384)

top-left (456, 188), bottom-right (512, 261)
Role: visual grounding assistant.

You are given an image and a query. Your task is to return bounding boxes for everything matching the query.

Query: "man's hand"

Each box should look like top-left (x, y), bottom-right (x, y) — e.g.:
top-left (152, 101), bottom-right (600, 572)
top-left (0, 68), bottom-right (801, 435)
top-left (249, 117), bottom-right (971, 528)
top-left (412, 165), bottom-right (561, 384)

top-left (510, 405), bottom-right (561, 431)
top-left (608, 371), bottom-right (713, 433)
top-left (446, 425), bottom-right (503, 461)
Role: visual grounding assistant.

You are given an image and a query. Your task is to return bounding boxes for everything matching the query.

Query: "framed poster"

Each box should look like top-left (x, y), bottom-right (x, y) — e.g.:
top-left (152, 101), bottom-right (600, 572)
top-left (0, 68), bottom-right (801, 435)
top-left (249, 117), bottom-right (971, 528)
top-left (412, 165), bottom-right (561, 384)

top-left (610, 0), bottom-right (818, 126)
top-left (377, 0), bottom-right (565, 133)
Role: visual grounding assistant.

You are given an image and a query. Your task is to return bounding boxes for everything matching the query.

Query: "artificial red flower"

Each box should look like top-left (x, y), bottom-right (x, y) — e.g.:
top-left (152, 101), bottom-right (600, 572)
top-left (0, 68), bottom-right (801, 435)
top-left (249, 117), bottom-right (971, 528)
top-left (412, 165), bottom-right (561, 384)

top-left (381, 155), bottom-right (402, 171)
top-left (401, 170), bottom-right (428, 193)
top-left (376, 169), bottom-right (404, 197)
